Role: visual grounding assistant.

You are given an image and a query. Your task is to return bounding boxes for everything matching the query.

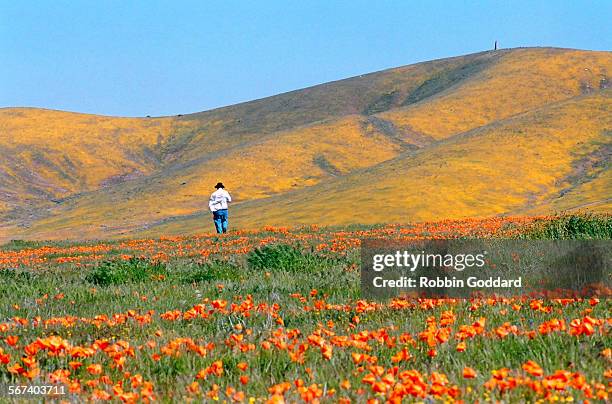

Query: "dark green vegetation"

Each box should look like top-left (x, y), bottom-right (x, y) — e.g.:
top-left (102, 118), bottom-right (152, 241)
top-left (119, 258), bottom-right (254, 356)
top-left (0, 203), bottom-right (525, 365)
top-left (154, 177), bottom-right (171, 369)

top-left (522, 214), bottom-right (612, 239)
top-left (248, 244), bottom-right (328, 272)
top-left (86, 258), bottom-right (168, 286)
top-left (179, 260), bottom-right (243, 284)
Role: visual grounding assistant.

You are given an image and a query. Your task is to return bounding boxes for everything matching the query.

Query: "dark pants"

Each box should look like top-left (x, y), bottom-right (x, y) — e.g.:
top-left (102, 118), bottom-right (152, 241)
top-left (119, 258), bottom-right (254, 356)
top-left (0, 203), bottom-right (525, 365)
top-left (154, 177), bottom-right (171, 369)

top-left (213, 209), bottom-right (228, 234)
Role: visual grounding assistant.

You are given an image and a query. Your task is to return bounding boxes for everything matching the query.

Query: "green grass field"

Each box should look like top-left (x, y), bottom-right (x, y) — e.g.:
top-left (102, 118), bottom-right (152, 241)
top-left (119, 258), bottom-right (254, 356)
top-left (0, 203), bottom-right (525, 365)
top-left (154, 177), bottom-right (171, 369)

top-left (0, 215), bottom-right (610, 402)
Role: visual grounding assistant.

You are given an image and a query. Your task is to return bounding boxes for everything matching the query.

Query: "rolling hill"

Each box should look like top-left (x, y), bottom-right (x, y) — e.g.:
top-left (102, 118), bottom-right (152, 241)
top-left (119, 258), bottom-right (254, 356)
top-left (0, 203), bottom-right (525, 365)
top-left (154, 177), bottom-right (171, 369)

top-left (1, 47), bottom-right (610, 241)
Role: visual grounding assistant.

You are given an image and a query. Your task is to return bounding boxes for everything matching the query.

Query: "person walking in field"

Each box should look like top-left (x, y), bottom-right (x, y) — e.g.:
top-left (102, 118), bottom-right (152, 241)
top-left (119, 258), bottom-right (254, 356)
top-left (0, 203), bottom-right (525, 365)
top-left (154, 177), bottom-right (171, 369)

top-left (209, 182), bottom-right (232, 234)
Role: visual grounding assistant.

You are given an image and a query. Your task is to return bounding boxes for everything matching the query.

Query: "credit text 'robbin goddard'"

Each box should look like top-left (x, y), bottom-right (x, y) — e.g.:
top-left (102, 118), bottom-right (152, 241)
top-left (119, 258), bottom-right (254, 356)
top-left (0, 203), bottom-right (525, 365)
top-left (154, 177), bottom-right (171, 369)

top-left (372, 276), bottom-right (522, 289)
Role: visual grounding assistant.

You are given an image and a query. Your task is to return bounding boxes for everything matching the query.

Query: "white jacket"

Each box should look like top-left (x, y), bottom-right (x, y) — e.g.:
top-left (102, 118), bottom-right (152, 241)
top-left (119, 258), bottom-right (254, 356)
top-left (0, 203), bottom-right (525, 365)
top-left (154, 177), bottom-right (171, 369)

top-left (209, 189), bottom-right (232, 212)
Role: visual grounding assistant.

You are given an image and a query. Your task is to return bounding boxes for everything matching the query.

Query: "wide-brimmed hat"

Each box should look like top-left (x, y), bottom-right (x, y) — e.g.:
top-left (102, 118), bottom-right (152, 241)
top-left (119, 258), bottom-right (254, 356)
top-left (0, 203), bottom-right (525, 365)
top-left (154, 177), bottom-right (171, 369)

top-left (215, 182), bottom-right (225, 189)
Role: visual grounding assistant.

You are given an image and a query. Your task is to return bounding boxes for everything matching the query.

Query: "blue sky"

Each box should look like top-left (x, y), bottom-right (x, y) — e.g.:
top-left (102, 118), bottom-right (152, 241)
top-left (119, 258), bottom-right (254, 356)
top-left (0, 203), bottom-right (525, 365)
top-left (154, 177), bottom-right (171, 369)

top-left (1, 1), bottom-right (610, 117)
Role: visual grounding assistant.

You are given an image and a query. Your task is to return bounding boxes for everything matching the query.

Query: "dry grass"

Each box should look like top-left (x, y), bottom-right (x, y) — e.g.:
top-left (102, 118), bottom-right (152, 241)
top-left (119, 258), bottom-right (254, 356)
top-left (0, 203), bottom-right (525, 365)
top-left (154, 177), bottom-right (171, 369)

top-left (2, 116), bottom-right (403, 241)
top-left (0, 109), bottom-right (196, 208)
top-left (379, 48), bottom-right (612, 139)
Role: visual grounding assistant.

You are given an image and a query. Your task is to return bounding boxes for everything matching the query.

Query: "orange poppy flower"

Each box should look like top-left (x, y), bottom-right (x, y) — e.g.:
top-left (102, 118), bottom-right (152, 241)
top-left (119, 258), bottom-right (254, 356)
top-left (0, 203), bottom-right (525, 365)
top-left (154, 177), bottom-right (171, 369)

top-left (463, 367), bottom-right (477, 379)
top-left (321, 344), bottom-right (333, 360)
top-left (522, 360), bottom-right (544, 377)
top-left (5, 335), bottom-right (18, 346)
top-left (187, 381), bottom-right (200, 394)
top-left (87, 364), bottom-right (103, 375)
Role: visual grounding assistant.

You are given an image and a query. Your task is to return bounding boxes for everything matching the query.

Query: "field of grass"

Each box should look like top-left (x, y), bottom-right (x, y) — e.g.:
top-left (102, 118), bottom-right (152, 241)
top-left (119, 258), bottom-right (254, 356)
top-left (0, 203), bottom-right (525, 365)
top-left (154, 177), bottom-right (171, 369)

top-left (1, 215), bottom-right (610, 402)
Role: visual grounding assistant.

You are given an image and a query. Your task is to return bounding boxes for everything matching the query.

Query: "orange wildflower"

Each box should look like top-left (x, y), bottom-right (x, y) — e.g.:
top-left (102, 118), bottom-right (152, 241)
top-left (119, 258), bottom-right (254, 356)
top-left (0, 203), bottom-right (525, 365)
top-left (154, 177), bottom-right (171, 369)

top-left (522, 360), bottom-right (544, 377)
top-left (5, 335), bottom-right (19, 346)
top-left (87, 364), bottom-right (103, 375)
top-left (463, 367), bottom-right (477, 379)
top-left (187, 381), bottom-right (200, 395)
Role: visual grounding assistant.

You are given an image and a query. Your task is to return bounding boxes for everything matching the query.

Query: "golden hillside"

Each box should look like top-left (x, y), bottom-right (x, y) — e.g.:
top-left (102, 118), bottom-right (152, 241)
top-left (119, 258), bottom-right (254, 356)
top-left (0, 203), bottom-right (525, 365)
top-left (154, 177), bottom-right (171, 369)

top-left (379, 48), bottom-right (611, 139)
top-left (0, 109), bottom-right (196, 208)
top-left (1, 47), bottom-right (610, 241)
top-left (2, 115), bottom-right (405, 240)
top-left (1, 50), bottom-right (491, 229)
top-left (136, 90), bottom-right (611, 235)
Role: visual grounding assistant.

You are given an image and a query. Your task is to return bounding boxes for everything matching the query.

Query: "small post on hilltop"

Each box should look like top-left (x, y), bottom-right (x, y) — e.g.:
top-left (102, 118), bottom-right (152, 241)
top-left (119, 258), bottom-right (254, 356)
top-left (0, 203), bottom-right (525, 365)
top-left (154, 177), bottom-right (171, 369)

top-left (494, 40), bottom-right (498, 51)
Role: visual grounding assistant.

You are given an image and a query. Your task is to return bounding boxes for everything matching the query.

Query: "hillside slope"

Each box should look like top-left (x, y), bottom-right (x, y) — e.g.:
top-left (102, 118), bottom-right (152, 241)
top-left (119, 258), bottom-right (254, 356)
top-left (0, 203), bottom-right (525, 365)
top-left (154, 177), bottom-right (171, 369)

top-left (1, 47), bottom-right (610, 241)
top-left (0, 109), bottom-right (197, 211)
top-left (138, 90), bottom-right (611, 235)
top-left (1, 50), bottom-right (504, 232)
top-left (379, 48), bottom-right (611, 139)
